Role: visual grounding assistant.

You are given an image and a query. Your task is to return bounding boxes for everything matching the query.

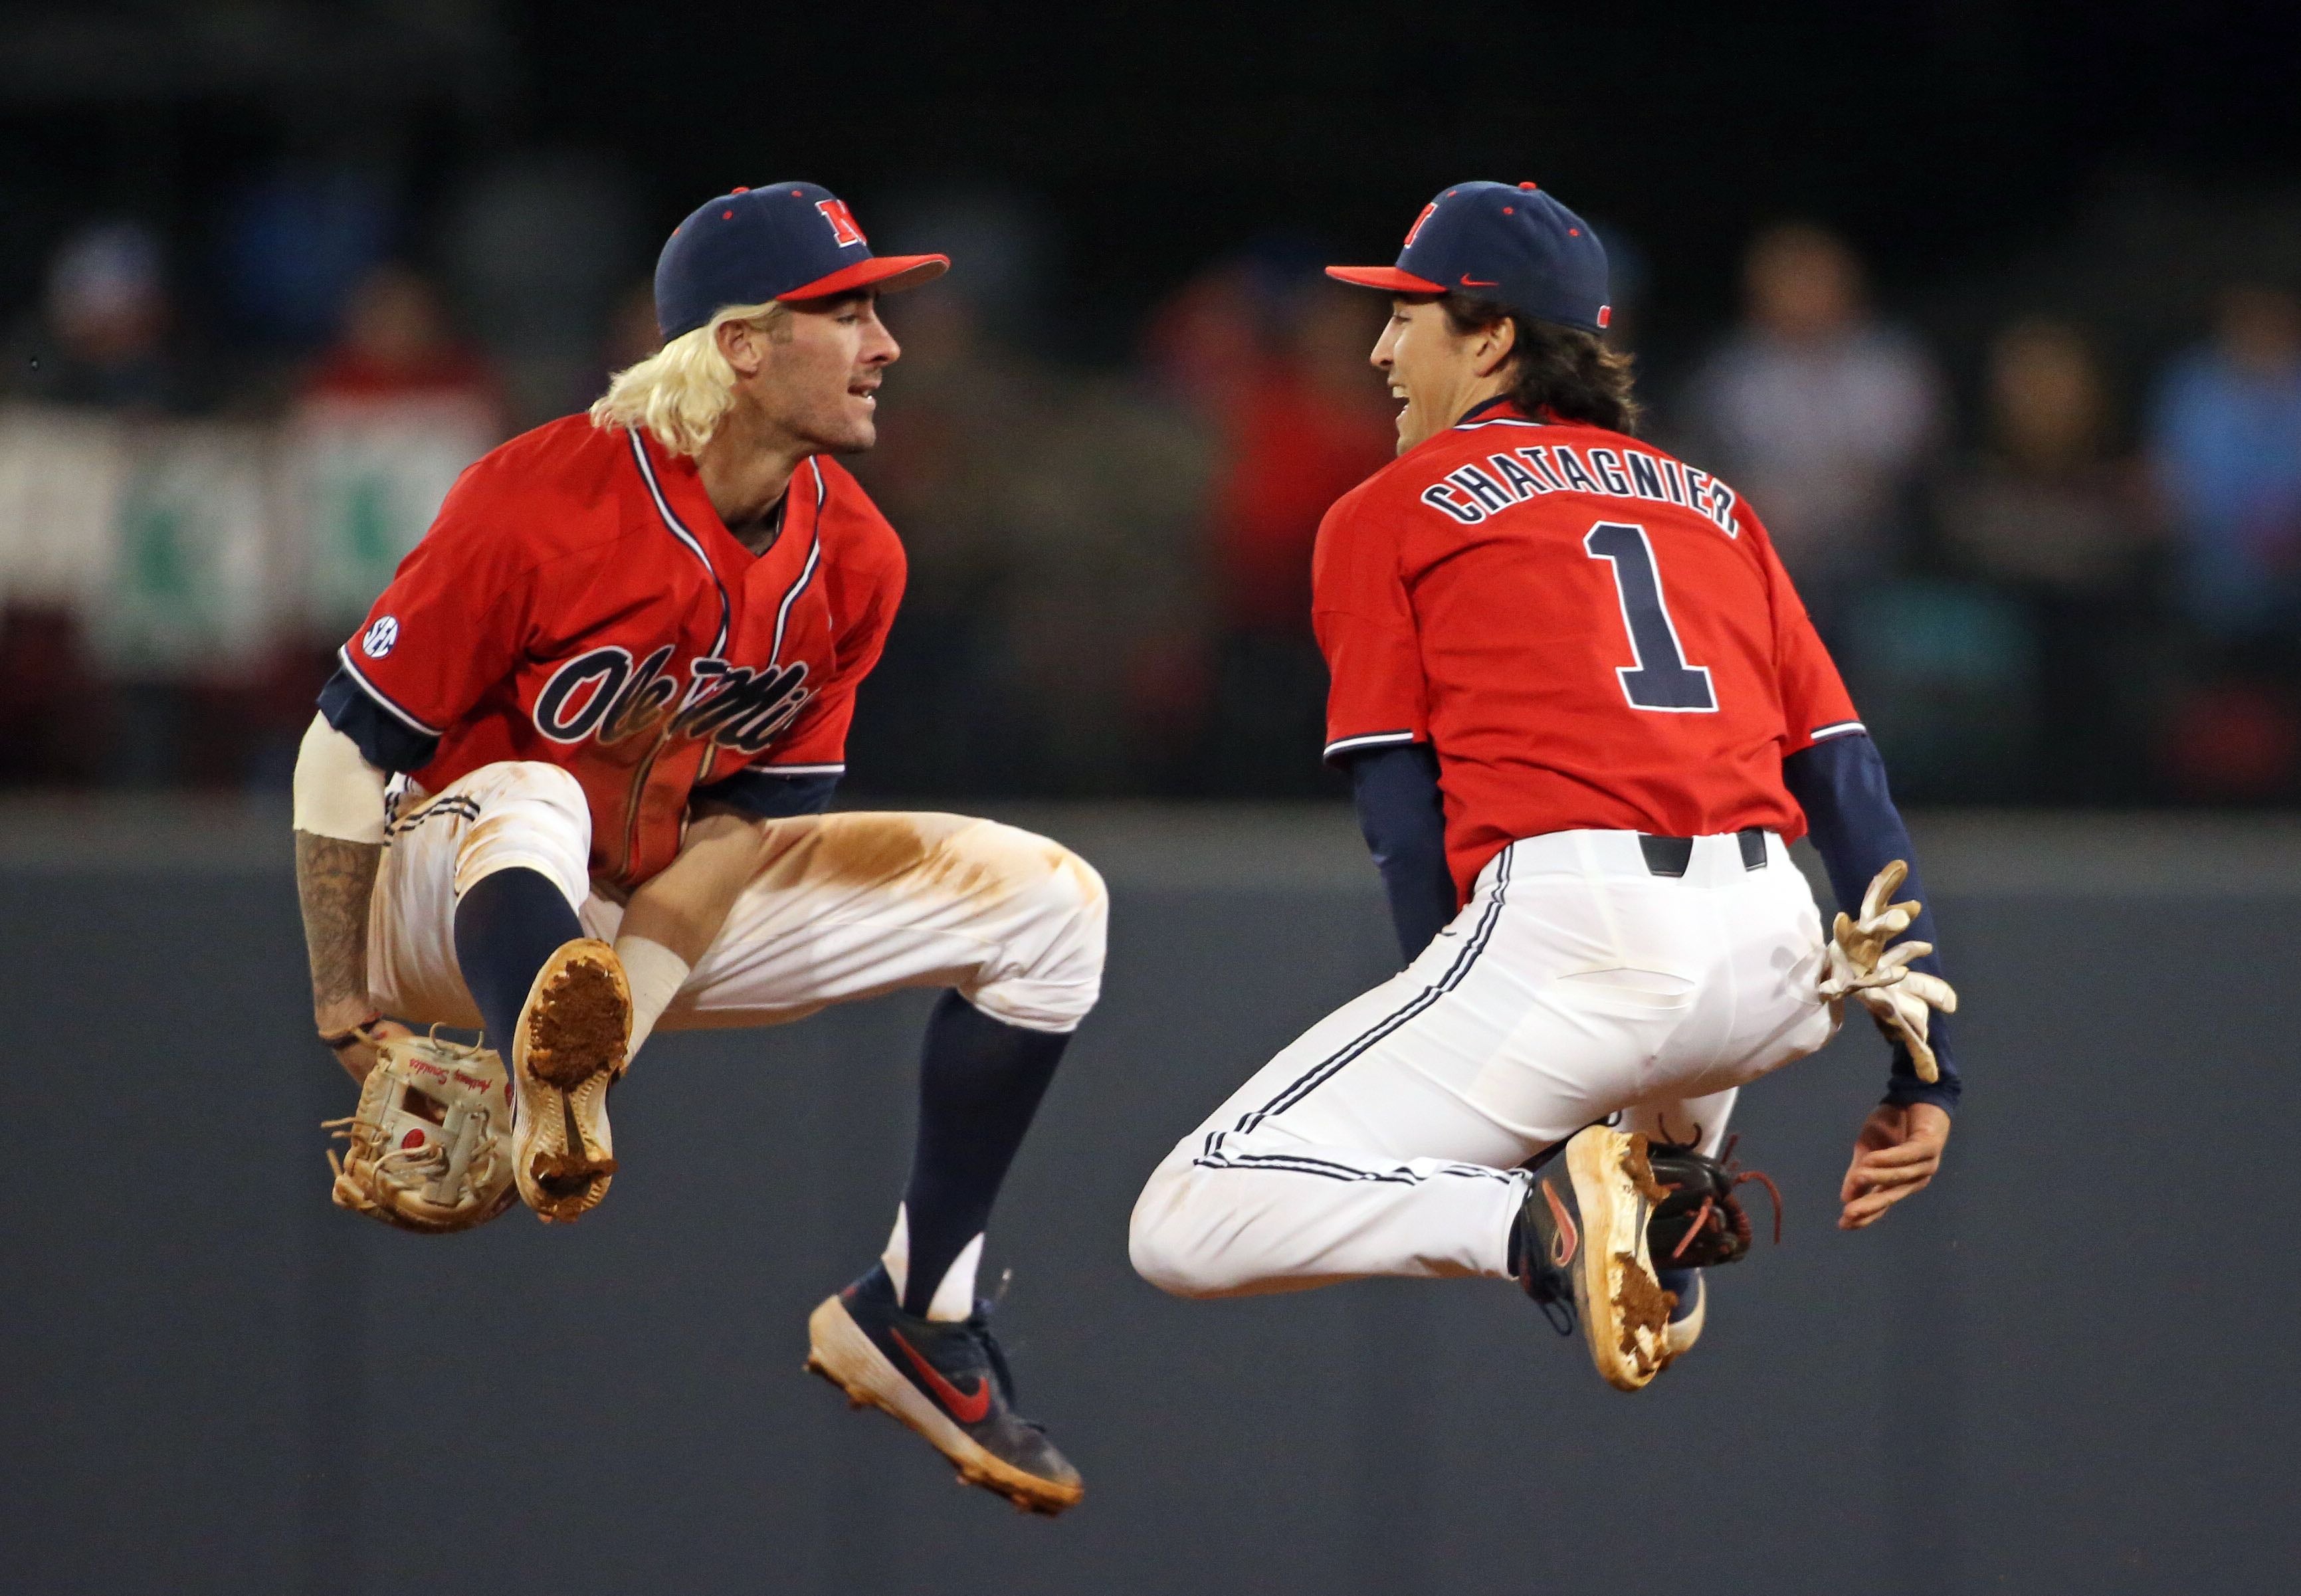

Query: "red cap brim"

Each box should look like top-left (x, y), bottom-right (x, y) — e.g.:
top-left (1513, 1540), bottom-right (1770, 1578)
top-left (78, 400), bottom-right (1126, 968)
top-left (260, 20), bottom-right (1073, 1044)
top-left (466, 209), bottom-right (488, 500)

top-left (779, 253), bottom-right (950, 302)
top-left (1324, 264), bottom-right (1446, 294)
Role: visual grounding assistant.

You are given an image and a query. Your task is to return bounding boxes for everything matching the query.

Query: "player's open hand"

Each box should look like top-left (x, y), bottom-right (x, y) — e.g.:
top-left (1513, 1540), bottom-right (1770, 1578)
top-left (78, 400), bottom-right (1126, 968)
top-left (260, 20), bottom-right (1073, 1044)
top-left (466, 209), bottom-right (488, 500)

top-left (1838, 1101), bottom-right (1951, 1230)
top-left (1817, 861), bottom-right (1959, 1084)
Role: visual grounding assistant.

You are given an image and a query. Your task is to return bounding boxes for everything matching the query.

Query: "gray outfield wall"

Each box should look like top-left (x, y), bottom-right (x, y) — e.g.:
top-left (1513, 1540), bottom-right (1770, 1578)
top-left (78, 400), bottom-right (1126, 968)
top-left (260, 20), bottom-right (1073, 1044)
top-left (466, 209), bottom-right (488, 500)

top-left (1, 802), bottom-right (2295, 1596)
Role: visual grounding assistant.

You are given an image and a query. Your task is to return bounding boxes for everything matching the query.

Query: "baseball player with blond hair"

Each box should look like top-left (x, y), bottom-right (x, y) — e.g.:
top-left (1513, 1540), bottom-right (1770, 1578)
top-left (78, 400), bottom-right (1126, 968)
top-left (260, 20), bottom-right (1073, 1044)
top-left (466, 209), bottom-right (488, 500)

top-left (294, 183), bottom-right (1098, 1512)
top-left (1130, 182), bottom-right (1959, 1391)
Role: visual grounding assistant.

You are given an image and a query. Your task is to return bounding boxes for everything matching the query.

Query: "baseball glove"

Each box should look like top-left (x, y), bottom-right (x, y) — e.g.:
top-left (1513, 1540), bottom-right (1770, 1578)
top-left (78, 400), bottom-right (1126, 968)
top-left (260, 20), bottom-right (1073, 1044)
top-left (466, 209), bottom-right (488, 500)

top-left (1815, 859), bottom-right (1960, 1084)
top-left (1646, 1138), bottom-right (1781, 1269)
top-left (324, 1031), bottom-right (516, 1234)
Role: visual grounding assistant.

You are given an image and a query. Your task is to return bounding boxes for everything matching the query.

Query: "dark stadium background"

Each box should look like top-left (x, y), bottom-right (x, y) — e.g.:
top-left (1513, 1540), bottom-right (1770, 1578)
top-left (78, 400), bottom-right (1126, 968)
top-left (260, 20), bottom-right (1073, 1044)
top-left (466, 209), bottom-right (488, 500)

top-left (11, 4), bottom-right (2300, 340)
top-left (2, 5), bottom-right (2298, 1594)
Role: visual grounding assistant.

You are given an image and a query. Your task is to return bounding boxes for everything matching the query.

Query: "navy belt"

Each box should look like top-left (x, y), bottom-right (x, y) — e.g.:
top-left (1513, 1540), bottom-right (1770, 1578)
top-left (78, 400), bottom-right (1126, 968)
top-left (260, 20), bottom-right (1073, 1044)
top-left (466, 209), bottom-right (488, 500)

top-left (1637, 829), bottom-right (1769, 877)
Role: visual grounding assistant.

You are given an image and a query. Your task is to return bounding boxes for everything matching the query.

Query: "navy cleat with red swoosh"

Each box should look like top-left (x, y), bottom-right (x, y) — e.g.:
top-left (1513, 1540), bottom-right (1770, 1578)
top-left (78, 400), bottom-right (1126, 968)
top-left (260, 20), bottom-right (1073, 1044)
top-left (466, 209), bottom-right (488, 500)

top-left (805, 1265), bottom-right (1083, 1515)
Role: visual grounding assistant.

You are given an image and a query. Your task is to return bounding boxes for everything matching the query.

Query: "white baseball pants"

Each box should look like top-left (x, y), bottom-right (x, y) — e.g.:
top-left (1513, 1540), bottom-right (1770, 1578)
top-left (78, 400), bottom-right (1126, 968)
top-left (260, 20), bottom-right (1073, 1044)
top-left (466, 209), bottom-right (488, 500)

top-left (1130, 829), bottom-right (1839, 1297)
top-left (367, 761), bottom-right (1108, 1039)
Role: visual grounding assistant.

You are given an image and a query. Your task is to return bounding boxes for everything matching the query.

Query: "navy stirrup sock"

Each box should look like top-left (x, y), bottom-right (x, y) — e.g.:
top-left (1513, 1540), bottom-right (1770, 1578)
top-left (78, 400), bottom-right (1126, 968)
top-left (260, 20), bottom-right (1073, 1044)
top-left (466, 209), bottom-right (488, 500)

top-left (899, 991), bottom-right (1070, 1317)
top-left (452, 867), bottom-right (585, 1051)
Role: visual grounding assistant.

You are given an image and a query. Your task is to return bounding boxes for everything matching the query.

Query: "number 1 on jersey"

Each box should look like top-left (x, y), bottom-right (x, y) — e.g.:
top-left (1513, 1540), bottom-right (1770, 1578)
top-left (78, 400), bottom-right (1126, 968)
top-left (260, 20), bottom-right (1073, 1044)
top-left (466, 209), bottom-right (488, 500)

top-left (1584, 522), bottom-right (1717, 712)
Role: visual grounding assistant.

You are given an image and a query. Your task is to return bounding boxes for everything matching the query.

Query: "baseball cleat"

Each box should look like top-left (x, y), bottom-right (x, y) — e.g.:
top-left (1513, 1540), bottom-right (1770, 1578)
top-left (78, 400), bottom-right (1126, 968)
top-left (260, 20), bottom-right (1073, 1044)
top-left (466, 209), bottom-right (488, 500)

top-left (1658, 1267), bottom-right (1705, 1358)
top-left (1514, 1126), bottom-right (1678, 1391)
top-left (805, 1265), bottom-right (1083, 1516)
top-left (510, 938), bottom-right (631, 1223)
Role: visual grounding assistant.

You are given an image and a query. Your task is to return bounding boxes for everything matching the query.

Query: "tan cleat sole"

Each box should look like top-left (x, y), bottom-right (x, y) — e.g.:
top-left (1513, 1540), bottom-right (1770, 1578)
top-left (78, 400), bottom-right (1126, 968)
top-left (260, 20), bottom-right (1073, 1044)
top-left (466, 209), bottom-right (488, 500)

top-left (804, 1292), bottom-right (1084, 1516)
top-left (1665, 1275), bottom-right (1706, 1359)
top-left (510, 938), bottom-right (631, 1224)
top-left (1565, 1128), bottom-right (1678, 1391)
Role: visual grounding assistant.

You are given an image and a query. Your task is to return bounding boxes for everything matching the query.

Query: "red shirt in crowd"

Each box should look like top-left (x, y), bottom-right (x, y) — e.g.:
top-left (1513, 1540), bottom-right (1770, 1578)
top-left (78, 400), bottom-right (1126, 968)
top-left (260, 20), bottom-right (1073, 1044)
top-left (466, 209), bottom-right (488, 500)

top-left (1312, 399), bottom-right (1861, 900)
top-left (1214, 372), bottom-right (1397, 633)
top-left (337, 416), bottom-right (905, 887)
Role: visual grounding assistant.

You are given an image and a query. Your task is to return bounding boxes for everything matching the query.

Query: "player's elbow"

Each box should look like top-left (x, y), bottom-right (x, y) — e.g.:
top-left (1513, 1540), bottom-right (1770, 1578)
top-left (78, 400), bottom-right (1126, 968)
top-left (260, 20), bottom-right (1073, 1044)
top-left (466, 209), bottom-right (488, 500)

top-left (292, 713), bottom-right (390, 845)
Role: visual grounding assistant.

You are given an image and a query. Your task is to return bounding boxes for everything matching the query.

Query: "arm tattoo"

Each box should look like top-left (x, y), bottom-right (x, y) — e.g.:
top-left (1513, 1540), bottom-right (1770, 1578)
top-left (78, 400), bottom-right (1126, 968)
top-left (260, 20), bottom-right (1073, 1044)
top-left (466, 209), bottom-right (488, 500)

top-left (294, 830), bottom-right (382, 1017)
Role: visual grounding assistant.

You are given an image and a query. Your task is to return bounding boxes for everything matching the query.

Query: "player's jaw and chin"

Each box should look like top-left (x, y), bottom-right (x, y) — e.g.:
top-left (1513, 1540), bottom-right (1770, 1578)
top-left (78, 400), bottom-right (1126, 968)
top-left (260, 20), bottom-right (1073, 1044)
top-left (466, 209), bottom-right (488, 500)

top-left (735, 289), bottom-right (900, 457)
top-left (1375, 295), bottom-right (1514, 455)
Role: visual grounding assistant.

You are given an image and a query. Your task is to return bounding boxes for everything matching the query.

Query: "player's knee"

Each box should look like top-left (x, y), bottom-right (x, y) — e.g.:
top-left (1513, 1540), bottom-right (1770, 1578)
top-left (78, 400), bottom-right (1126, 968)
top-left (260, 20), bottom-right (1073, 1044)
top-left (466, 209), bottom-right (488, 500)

top-left (1025, 841), bottom-right (1108, 971)
top-left (451, 761), bottom-right (593, 902)
top-left (534, 761), bottom-right (585, 803)
top-left (476, 759), bottom-right (587, 820)
top-left (989, 825), bottom-right (1104, 925)
top-left (965, 828), bottom-right (1108, 1031)
top-left (1127, 1159), bottom-right (1235, 1300)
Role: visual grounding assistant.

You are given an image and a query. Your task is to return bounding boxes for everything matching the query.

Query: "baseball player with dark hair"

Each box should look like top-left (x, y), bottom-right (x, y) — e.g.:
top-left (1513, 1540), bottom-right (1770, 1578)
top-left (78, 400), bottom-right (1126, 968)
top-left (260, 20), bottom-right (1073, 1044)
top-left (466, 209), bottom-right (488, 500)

top-left (1130, 182), bottom-right (1960, 1390)
top-left (293, 183), bottom-right (1098, 1510)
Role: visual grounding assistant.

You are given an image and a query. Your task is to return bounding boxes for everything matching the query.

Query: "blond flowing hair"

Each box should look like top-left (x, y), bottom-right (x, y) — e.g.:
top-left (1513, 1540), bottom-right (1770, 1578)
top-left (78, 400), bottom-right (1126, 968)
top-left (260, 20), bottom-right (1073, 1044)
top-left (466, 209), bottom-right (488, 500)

top-left (587, 300), bottom-right (791, 456)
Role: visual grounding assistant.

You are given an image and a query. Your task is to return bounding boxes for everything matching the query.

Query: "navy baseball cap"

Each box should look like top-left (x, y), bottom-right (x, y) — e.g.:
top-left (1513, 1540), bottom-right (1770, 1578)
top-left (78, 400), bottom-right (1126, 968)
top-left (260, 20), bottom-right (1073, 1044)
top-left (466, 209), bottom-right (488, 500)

top-left (654, 182), bottom-right (948, 341)
top-left (1327, 181), bottom-right (1611, 335)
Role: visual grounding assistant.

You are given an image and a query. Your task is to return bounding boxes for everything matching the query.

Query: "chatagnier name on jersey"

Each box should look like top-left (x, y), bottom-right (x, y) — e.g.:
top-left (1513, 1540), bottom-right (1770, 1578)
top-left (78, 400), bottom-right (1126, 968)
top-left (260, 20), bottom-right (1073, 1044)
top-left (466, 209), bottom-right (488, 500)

top-left (1419, 432), bottom-right (1744, 539)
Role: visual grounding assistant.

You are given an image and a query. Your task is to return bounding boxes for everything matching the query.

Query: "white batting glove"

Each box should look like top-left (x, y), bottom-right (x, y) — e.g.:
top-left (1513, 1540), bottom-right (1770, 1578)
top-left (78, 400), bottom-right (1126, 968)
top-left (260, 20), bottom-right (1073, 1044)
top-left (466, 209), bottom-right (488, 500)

top-left (1816, 860), bottom-right (1960, 1084)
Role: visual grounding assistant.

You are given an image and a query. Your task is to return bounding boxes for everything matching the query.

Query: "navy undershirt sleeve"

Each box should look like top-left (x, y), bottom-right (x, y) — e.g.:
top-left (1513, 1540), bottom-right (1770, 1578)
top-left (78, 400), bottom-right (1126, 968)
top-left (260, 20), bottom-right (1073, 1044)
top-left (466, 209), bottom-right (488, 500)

top-left (318, 666), bottom-right (439, 774)
top-left (692, 767), bottom-right (841, 820)
top-left (1781, 732), bottom-right (1961, 1114)
top-left (1346, 742), bottom-right (1457, 963)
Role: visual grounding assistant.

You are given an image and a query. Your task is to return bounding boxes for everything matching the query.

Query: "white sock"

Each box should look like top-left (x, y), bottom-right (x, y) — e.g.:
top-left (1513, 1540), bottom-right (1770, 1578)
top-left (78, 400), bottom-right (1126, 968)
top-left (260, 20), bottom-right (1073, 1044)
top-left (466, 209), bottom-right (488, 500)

top-left (613, 934), bottom-right (690, 1056)
top-left (926, 1233), bottom-right (985, 1322)
top-left (880, 1204), bottom-right (987, 1322)
top-left (882, 1204), bottom-right (912, 1301)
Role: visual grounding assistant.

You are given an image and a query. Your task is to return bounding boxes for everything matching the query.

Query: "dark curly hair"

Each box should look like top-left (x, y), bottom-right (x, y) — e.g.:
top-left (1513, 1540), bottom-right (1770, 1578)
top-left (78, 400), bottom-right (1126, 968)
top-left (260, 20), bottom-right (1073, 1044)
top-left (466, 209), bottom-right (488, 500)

top-left (1439, 294), bottom-right (1641, 434)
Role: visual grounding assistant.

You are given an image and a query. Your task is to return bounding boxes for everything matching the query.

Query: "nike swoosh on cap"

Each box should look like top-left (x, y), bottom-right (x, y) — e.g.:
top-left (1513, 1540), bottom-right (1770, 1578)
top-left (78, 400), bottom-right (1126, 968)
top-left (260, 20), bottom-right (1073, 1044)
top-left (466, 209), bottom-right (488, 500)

top-left (1461, 275), bottom-right (1499, 287)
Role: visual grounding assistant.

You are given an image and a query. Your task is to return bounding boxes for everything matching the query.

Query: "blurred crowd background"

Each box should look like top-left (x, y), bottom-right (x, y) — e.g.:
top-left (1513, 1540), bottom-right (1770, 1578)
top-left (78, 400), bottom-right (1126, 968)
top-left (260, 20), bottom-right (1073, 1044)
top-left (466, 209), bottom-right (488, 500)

top-left (3, 0), bottom-right (2298, 806)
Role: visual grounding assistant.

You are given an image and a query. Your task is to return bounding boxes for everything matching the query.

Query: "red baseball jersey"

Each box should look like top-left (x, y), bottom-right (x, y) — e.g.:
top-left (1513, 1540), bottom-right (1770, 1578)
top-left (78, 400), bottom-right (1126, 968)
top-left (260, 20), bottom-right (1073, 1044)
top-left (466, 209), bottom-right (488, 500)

top-left (336, 415), bottom-right (904, 888)
top-left (1313, 401), bottom-right (1860, 901)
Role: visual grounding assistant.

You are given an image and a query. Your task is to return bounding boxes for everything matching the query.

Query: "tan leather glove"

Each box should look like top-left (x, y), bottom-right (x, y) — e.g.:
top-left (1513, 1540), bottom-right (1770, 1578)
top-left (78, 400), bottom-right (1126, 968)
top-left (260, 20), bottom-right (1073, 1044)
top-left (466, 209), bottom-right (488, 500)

top-left (1816, 860), bottom-right (1960, 1084)
top-left (324, 1032), bottom-right (518, 1233)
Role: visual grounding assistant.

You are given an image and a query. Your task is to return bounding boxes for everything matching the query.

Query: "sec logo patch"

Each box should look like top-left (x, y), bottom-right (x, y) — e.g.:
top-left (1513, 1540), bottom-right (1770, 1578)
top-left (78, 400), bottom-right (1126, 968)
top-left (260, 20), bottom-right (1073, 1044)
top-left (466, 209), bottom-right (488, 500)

top-left (361, 616), bottom-right (400, 658)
